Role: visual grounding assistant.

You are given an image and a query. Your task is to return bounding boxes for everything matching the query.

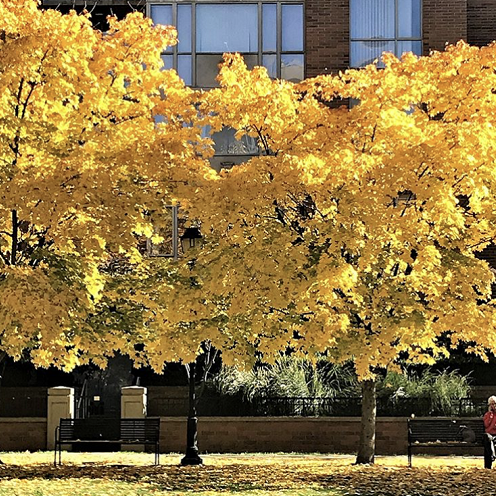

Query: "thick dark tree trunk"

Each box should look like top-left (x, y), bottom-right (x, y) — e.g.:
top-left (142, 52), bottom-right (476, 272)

top-left (355, 379), bottom-right (376, 464)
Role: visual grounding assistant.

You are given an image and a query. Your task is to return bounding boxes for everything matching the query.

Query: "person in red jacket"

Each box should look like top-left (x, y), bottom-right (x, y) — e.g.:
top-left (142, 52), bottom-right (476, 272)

top-left (483, 396), bottom-right (496, 469)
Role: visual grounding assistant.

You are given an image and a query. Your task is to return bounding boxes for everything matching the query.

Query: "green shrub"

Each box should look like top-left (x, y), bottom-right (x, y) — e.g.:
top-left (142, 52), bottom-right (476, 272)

top-left (377, 368), bottom-right (472, 415)
top-left (213, 357), bottom-right (359, 400)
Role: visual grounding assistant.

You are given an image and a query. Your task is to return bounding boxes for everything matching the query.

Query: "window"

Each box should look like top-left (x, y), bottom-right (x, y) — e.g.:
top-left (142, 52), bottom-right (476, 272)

top-left (148, 2), bottom-right (304, 88)
top-left (350, 0), bottom-right (422, 68)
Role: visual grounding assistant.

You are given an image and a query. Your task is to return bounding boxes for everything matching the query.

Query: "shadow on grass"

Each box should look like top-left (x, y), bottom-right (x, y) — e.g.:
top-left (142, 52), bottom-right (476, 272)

top-left (0, 461), bottom-right (496, 495)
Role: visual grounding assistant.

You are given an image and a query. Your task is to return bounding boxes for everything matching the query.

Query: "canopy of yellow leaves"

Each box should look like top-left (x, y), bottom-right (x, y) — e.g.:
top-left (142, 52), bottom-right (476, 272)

top-left (0, 0), bottom-right (212, 368)
top-left (3, 0), bottom-right (496, 378)
top-left (159, 45), bottom-right (496, 378)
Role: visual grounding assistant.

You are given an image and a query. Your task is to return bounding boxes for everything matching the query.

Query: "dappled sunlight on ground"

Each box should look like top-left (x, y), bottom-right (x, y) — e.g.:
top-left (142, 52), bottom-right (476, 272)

top-left (0, 452), bottom-right (494, 495)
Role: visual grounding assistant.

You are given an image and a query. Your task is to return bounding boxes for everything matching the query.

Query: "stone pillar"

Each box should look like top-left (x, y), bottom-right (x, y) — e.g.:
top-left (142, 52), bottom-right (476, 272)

top-left (121, 386), bottom-right (147, 418)
top-left (47, 387), bottom-right (74, 450)
top-left (121, 386), bottom-right (147, 452)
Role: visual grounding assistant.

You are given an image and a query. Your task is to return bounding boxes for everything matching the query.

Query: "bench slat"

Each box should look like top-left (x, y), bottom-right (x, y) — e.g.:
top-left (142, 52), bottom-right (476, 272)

top-left (407, 418), bottom-right (485, 467)
top-left (55, 418), bottom-right (161, 466)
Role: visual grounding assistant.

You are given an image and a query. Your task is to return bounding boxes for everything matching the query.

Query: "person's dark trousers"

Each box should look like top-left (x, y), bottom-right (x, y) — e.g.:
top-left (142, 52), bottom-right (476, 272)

top-left (484, 433), bottom-right (496, 469)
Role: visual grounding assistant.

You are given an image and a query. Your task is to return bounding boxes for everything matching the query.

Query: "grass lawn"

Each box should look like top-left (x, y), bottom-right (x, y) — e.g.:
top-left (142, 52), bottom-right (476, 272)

top-left (0, 451), bottom-right (494, 496)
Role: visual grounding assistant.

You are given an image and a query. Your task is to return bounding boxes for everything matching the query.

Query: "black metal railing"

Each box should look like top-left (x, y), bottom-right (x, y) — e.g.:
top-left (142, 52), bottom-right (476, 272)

top-left (74, 392), bottom-right (121, 419)
top-left (147, 395), bottom-right (488, 418)
top-left (0, 389), bottom-right (487, 419)
top-left (0, 387), bottom-right (47, 417)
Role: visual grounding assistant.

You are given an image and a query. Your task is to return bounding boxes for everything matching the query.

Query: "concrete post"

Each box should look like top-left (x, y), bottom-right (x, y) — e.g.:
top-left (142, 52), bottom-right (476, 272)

top-left (47, 387), bottom-right (74, 450)
top-left (121, 386), bottom-right (147, 418)
top-left (121, 386), bottom-right (147, 451)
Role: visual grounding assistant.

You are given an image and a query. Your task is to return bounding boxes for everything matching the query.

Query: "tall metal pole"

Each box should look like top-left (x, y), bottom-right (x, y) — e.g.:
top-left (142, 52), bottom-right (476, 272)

top-left (181, 360), bottom-right (203, 466)
top-left (11, 209), bottom-right (17, 265)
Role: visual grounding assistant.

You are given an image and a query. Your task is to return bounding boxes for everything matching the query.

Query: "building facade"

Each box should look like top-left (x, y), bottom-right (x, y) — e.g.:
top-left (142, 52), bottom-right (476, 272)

top-left (42, 0), bottom-right (496, 80)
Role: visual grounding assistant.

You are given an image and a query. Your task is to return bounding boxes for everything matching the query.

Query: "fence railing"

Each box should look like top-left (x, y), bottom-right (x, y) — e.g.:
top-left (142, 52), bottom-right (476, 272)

top-left (147, 395), bottom-right (489, 418)
top-left (0, 387), bottom-right (47, 417)
top-left (74, 392), bottom-right (121, 419)
top-left (0, 389), bottom-right (488, 419)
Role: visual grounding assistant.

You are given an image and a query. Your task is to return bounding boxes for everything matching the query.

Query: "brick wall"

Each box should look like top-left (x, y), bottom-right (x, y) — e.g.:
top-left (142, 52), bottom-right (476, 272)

top-left (305, 0), bottom-right (470, 77)
top-left (468, 0), bottom-right (496, 46)
top-left (423, 0), bottom-right (467, 54)
top-left (0, 418), bottom-right (47, 451)
top-left (160, 417), bottom-right (408, 455)
top-left (305, 0), bottom-right (349, 76)
top-left (0, 416), bottom-right (483, 456)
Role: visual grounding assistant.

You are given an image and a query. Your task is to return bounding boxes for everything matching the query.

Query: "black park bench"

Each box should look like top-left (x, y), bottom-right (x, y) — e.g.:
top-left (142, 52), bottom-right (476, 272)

top-left (407, 418), bottom-right (485, 467)
top-left (54, 417), bottom-right (161, 466)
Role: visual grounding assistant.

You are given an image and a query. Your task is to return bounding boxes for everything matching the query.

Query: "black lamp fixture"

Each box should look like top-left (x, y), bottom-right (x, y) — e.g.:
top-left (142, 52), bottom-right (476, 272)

top-left (180, 227), bottom-right (203, 254)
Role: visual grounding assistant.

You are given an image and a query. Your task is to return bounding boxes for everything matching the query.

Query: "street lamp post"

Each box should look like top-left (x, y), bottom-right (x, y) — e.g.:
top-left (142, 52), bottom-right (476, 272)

top-left (147, 211), bottom-right (204, 465)
top-left (179, 226), bottom-right (203, 466)
top-left (180, 360), bottom-right (203, 466)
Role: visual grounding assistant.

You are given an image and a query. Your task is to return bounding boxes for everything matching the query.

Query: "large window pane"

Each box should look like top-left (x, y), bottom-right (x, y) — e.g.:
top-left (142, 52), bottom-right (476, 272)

top-left (263, 54), bottom-right (277, 78)
top-left (177, 4), bottom-right (192, 53)
top-left (281, 54), bottom-right (304, 81)
top-left (396, 40), bottom-right (422, 58)
top-left (178, 55), bottom-right (192, 85)
top-left (350, 40), bottom-right (395, 67)
top-left (196, 4), bottom-right (258, 52)
top-left (195, 54), bottom-right (257, 87)
top-left (151, 5), bottom-right (172, 26)
top-left (161, 54), bottom-right (174, 70)
top-left (213, 127), bottom-right (259, 155)
top-left (196, 54), bottom-right (224, 87)
top-left (282, 4), bottom-right (303, 51)
top-left (397, 0), bottom-right (421, 38)
top-left (263, 4), bottom-right (277, 52)
top-left (151, 5), bottom-right (173, 52)
top-left (350, 0), bottom-right (395, 39)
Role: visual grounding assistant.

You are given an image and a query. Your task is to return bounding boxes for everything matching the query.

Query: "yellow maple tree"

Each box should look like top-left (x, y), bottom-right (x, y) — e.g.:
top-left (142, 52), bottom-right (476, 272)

top-left (166, 45), bottom-right (496, 463)
top-left (0, 0), bottom-right (211, 369)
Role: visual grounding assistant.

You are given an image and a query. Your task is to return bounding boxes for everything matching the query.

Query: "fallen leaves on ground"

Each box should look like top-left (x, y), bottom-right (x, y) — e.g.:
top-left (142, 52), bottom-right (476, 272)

top-left (0, 454), bottom-right (494, 495)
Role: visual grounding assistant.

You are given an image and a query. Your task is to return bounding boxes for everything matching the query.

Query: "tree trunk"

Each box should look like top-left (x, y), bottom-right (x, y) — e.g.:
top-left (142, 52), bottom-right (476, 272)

top-left (0, 351), bottom-right (5, 463)
top-left (0, 351), bottom-right (5, 385)
top-left (355, 379), bottom-right (376, 464)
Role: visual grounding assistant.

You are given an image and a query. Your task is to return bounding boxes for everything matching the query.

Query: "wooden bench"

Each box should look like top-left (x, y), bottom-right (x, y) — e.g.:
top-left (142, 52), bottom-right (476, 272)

top-left (407, 418), bottom-right (485, 467)
top-left (54, 417), bottom-right (161, 466)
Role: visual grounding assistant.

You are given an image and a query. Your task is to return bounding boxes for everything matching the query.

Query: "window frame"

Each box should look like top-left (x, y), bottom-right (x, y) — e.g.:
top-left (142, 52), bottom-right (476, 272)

top-left (147, 0), bottom-right (305, 88)
top-left (349, 0), bottom-right (423, 68)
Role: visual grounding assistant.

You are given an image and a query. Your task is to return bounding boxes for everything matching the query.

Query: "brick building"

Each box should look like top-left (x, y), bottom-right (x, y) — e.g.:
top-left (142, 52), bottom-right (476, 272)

top-left (41, 0), bottom-right (496, 80)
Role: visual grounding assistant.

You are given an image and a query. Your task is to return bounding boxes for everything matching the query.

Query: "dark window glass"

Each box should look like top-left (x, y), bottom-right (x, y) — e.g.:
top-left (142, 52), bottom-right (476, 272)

top-left (212, 127), bottom-right (259, 155)
top-left (196, 54), bottom-right (258, 87)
